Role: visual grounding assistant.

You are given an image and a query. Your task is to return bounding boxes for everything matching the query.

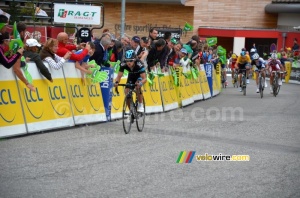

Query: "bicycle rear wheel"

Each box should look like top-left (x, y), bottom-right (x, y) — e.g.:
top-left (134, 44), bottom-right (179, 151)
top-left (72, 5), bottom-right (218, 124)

top-left (259, 77), bottom-right (263, 98)
top-left (122, 97), bottom-right (133, 134)
top-left (136, 98), bottom-right (146, 132)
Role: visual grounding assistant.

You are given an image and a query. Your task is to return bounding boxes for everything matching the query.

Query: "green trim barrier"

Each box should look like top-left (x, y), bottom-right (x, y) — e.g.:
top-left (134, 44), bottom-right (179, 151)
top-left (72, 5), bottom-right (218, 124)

top-left (0, 62), bottom-right (220, 138)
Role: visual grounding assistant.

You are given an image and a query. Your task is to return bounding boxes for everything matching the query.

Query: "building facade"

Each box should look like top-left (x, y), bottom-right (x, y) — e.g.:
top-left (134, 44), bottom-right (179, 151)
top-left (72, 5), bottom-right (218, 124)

top-left (1, 0), bottom-right (299, 55)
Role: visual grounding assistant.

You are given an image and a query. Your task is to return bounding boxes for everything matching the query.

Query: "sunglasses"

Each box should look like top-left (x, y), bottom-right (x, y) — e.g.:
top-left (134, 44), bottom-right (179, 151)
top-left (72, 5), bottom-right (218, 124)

top-left (125, 59), bottom-right (134, 63)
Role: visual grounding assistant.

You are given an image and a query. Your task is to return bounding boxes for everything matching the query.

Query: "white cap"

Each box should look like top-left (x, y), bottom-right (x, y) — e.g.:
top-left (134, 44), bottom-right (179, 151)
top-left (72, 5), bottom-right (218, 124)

top-left (26, 39), bottom-right (41, 47)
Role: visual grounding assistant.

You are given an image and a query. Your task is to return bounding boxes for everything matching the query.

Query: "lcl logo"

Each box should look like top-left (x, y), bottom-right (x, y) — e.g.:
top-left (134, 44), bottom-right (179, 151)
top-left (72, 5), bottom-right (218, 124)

top-left (0, 89), bottom-right (16, 105)
top-left (0, 89), bottom-right (17, 123)
top-left (49, 86), bottom-right (66, 100)
top-left (24, 88), bottom-right (43, 102)
top-left (88, 84), bottom-right (100, 97)
top-left (24, 88), bottom-right (43, 119)
top-left (70, 85), bottom-right (84, 98)
top-left (160, 81), bottom-right (168, 92)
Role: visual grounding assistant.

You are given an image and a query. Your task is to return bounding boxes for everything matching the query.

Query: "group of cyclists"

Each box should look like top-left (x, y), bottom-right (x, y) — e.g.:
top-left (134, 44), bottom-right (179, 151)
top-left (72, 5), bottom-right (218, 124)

top-left (229, 48), bottom-right (286, 94)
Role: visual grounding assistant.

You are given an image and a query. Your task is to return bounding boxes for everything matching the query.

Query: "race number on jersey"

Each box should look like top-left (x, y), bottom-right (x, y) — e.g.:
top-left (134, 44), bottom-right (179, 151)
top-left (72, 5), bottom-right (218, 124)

top-left (78, 27), bottom-right (91, 43)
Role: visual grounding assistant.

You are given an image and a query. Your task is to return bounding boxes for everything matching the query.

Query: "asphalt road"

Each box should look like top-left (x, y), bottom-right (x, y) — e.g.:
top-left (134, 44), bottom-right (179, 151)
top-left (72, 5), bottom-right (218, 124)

top-left (1, 78), bottom-right (300, 198)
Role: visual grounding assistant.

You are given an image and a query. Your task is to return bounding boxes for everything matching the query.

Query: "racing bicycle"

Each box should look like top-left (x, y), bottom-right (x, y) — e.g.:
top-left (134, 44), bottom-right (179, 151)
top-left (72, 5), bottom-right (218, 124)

top-left (115, 83), bottom-right (146, 134)
top-left (240, 69), bottom-right (248, 96)
top-left (257, 69), bottom-right (265, 98)
top-left (232, 69), bottom-right (238, 88)
top-left (271, 71), bottom-right (285, 97)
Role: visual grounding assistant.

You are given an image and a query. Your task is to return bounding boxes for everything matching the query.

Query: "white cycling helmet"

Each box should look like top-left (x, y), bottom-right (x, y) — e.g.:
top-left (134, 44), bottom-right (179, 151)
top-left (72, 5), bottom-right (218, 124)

top-left (250, 48), bottom-right (256, 53)
top-left (271, 53), bottom-right (277, 60)
top-left (252, 53), bottom-right (259, 60)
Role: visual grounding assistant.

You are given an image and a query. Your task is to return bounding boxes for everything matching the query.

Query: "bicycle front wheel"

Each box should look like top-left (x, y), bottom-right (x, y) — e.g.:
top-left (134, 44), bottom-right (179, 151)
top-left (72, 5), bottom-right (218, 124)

top-left (136, 98), bottom-right (146, 132)
top-left (242, 76), bottom-right (246, 96)
top-left (273, 77), bottom-right (278, 97)
top-left (122, 97), bottom-right (133, 134)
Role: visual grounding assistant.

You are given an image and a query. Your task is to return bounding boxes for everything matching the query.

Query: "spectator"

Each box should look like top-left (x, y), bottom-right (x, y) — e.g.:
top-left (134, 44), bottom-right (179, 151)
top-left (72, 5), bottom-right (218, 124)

top-left (56, 32), bottom-right (90, 62)
top-left (110, 40), bottom-right (123, 62)
top-left (163, 32), bottom-right (172, 44)
top-left (40, 38), bottom-right (71, 70)
top-left (168, 38), bottom-right (182, 67)
top-left (23, 38), bottom-right (53, 82)
top-left (292, 38), bottom-right (299, 56)
top-left (149, 27), bottom-right (158, 49)
top-left (130, 36), bottom-right (140, 54)
top-left (278, 48), bottom-right (287, 65)
top-left (137, 36), bottom-right (150, 69)
top-left (89, 34), bottom-right (112, 67)
top-left (0, 29), bottom-right (23, 69)
top-left (0, 14), bottom-right (8, 33)
top-left (17, 22), bottom-right (26, 41)
top-left (147, 38), bottom-right (168, 72)
top-left (120, 35), bottom-right (130, 48)
top-left (70, 41), bottom-right (96, 74)
top-left (10, 21), bottom-right (36, 91)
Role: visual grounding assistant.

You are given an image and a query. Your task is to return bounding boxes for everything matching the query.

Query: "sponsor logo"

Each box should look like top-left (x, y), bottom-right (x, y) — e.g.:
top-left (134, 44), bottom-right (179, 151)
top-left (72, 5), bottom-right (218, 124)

top-left (24, 88), bottom-right (43, 119)
top-left (0, 89), bottom-right (17, 123)
top-left (87, 84), bottom-right (101, 111)
top-left (58, 9), bottom-right (97, 18)
top-left (70, 85), bottom-right (84, 113)
top-left (48, 86), bottom-right (67, 116)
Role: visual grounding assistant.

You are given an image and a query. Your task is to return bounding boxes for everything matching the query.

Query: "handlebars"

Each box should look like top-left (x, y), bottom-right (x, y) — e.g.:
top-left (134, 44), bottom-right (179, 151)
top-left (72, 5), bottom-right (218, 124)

top-left (115, 83), bottom-right (137, 95)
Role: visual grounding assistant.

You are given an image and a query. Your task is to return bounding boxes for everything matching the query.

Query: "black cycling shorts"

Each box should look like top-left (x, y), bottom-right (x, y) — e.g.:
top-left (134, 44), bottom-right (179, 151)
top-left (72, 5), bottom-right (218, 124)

top-left (126, 73), bottom-right (141, 89)
top-left (238, 63), bottom-right (248, 74)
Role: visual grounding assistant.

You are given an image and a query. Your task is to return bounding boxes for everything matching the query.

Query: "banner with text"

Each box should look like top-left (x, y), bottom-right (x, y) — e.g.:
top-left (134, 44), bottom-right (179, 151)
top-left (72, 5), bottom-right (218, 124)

top-left (54, 3), bottom-right (101, 25)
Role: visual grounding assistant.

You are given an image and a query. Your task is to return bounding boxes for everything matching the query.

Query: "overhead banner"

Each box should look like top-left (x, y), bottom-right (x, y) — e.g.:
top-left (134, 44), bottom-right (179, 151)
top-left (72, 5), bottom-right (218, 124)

top-left (54, 3), bottom-right (101, 25)
top-left (154, 27), bottom-right (182, 40)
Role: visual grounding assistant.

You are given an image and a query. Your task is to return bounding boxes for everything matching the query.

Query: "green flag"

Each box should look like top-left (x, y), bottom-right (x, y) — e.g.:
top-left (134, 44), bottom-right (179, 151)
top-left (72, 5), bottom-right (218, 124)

top-left (21, 56), bottom-right (33, 84)
top-left (9, 21), bottom-right (23, 53)
top-left (184, 22), bottom-right (193, 31)
top-left (13, 21), bottom-right (21, 39)
top-left (206, 37), bottom-right (217, 47)
top-left (157, 67), bottom-right (164, 77)
top-left (217, 46), bottom-right (226, 56)
top-left (217, 46), bottom-right (227, 64)
top-left (91, 71), bottom-right (108, 83)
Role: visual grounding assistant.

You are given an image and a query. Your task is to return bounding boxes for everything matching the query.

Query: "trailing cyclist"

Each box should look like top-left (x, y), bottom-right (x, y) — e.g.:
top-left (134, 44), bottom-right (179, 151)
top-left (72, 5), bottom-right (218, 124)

top-left (235, 48), bottom-right (251, 92)
top-left (114, 49), bottom-right (147, 112)
top-left (229, 53), bottom-right (238, 85)
top-left (251, 53), bottom-right (267, 93)
top-left (265, 53), bottom-right (285, 94)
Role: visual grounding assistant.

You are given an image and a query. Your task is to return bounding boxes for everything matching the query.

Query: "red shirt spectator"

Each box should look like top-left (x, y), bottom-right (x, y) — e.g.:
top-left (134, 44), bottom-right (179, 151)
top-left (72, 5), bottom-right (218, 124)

top-left (56, 32), bottom-right (90, 62)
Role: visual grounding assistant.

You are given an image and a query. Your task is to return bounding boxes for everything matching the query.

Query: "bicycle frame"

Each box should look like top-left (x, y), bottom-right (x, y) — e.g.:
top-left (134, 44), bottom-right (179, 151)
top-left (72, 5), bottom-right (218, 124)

top-left (257, 69), bottom-right (265, 98)
top-left (239, 69), bottom-right (248, 96)
top-left (115, 83), bottom-right (145, 133)
top-left (271, 71), bottom-right (284, 97)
